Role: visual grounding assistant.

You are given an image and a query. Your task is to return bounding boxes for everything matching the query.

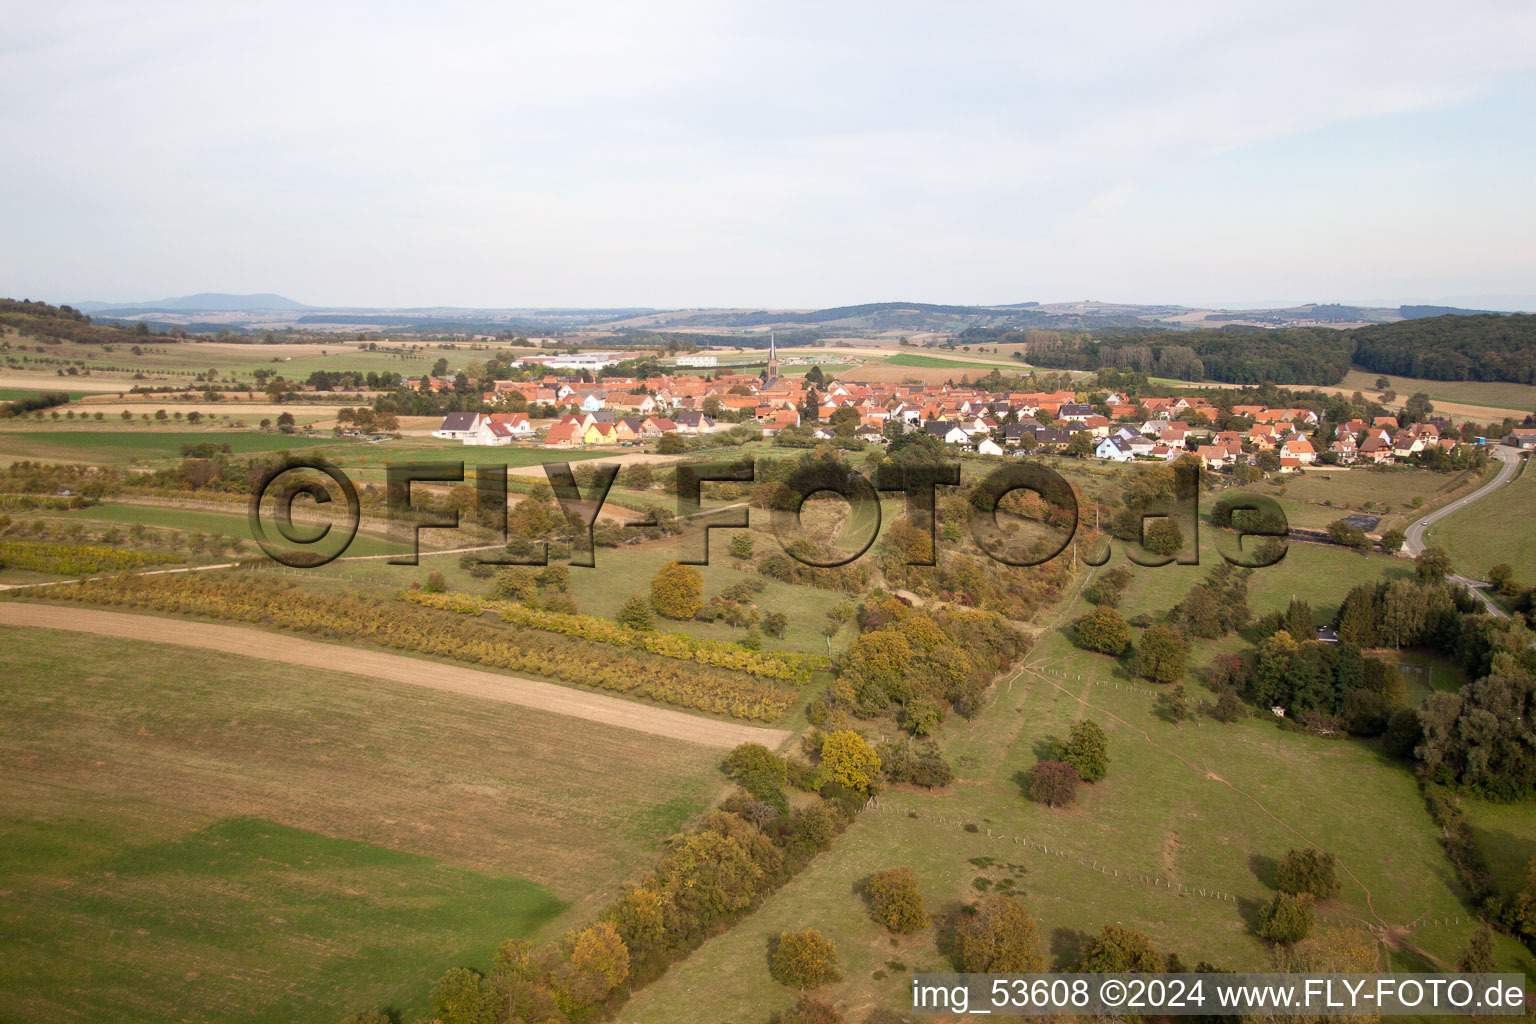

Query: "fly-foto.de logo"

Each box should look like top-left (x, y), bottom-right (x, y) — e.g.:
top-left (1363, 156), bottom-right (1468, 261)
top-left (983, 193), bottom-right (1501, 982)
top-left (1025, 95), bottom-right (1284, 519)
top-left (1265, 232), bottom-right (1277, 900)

top-left (247, 455), bottom-right (1289, 571)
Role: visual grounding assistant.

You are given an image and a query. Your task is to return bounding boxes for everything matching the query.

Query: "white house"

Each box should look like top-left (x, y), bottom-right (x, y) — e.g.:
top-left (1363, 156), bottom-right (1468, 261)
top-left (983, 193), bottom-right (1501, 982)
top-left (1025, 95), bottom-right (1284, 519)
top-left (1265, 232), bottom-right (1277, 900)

top-left (433, 412), bottom-right (481, 440)
top-left (1095, 436), bottom-right (1135, 462)
top-left (976, 437), bottom-right (1005, 456)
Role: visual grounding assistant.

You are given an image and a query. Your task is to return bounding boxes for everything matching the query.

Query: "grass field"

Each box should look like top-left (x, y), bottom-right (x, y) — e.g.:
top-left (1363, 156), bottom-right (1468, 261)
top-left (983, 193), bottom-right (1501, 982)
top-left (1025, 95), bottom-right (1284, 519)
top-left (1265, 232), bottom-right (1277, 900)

top-left (46, 501), bottom-right (407, 558)
top-left (1213, 462), bottom-right (1496, 535)
top-left (881, 353), bottom-right (1024, 371)
top-left (0, 387), bottom-right (89, 402)
top-left (0, 626), bottom-right (726, 1023)
top-left (622, 542), bottom-right (1524, 1022)
top-left (1336, 367), bottom-right (1536, 415)
top-left (0, 428), bottom-right (354, 466)
top-left (1425, 454), bottom-right (1536, 583)
top-left (5, 338), bottom-right (538, 383)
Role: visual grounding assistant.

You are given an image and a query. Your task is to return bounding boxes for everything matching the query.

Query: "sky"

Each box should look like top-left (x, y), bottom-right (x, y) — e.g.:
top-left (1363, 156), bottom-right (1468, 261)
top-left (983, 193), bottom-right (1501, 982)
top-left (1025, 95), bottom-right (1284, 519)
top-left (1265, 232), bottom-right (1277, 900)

top-left (3, 0), bottom-right (1534, 311)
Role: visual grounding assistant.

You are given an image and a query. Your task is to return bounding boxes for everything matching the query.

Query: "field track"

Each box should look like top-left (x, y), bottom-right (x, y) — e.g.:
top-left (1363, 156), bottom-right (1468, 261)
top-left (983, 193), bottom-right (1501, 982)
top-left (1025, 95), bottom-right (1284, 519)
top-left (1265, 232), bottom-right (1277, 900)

top-left (0, 603), bottom-right (791, 750)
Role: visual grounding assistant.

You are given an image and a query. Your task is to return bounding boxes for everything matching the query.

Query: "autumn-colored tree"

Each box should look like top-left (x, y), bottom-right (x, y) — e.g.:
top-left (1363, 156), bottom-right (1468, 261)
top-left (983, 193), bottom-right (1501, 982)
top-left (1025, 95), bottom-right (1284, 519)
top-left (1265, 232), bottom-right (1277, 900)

top-left (819, 730), bottom-right (881, 793)
top-left (953, 894), bottom-right (1045, 972)
top-left (553, 920), bottom-right (630, 1013)
top-left (1074, 605), bottom-right (1130, 655)
top-left (865, 867), bottom-right (929, 933)
top-left (429, 967), bottom-right (502, 1024)
top-left (650, 560), bottom-right (704, 619)
top-left (772, 929), bottom-right (842, 988)
top-left (1138, 624), bottom-right (1189, 684)
top-left (1028, 761), bottom-right (1079, 807)
top-left (1143, 517), bottom-right (1185, 556)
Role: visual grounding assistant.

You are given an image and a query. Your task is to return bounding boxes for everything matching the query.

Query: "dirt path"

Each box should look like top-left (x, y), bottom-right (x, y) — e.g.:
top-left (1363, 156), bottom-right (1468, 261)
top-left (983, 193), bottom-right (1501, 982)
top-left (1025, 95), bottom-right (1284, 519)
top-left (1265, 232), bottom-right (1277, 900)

top-left (0, 603), bottom-right (791, 751)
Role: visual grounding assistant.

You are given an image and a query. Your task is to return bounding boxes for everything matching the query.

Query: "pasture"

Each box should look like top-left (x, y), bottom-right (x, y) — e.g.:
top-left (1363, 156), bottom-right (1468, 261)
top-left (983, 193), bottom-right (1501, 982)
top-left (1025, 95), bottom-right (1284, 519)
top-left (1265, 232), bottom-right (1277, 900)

top-left (622, 545), bottom-right (1522, 1022)
top-left (0, 626), bottom-right (726, 1022)
top-left (1425, 454), bottom-right (1536, 584)
top-left (1335, 367), bottom-right (1536, 417)
top-left (0, 428), bottom-right (353, 466)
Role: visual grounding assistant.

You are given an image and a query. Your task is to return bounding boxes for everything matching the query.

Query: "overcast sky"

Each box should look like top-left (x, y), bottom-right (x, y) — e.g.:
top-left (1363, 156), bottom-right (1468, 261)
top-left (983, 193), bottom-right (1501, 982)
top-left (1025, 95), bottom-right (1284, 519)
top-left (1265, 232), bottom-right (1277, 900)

top-left (3, 0), bottom-right (1534, 310)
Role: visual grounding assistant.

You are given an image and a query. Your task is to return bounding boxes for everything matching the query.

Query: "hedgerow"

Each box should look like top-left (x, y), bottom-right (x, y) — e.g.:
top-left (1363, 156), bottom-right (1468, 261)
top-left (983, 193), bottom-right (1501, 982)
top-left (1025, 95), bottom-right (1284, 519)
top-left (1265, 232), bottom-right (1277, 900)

top-left (14, 573), bottom-right (797, 721)
top-left (401, 589), bottom-right (821, 682)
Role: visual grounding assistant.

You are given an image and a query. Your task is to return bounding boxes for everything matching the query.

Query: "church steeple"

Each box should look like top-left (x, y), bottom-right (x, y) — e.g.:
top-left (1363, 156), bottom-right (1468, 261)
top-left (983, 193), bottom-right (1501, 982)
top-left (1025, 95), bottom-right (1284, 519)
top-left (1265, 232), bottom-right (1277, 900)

top-left (766, 331), bottom-right (779, 378)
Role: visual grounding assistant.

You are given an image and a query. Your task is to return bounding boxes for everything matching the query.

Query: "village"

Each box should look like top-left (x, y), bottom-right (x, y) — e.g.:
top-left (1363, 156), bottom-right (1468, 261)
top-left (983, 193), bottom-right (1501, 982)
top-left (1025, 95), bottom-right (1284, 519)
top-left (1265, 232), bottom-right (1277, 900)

top-left (415, 342), bottom-right (1505, 473)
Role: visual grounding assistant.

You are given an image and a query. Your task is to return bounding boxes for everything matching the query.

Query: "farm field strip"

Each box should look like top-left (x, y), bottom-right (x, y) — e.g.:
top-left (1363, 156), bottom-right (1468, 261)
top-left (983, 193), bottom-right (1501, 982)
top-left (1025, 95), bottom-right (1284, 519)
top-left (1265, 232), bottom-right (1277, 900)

top-left (0, 603), bottom-right (791, 749)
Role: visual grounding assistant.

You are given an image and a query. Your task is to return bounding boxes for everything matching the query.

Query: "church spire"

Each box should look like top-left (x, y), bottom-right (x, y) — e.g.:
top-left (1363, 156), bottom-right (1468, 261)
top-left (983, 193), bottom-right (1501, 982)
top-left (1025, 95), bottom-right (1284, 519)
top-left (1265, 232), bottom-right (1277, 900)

top-left (767, 331), bottom-right (779, 377)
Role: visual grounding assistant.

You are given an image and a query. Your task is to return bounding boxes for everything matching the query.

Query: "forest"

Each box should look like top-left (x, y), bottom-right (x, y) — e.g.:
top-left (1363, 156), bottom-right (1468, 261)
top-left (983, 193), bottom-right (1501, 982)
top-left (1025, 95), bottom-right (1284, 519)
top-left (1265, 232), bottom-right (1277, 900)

top-left (964, 313), bottom-right (1534, 386)
top-left (1350, 314), bottom-right (1536, 384)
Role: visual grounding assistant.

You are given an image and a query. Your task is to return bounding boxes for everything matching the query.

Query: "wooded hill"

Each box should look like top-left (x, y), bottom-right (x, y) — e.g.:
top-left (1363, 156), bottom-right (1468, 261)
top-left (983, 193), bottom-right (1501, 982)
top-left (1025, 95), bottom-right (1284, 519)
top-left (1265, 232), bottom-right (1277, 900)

top-left (965, 313), bottom-right (1534, 386)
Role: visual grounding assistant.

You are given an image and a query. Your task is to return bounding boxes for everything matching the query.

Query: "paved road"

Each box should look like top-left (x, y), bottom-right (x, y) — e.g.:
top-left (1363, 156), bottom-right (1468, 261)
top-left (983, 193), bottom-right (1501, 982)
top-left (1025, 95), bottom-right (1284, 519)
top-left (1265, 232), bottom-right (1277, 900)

top-left (1403, 444), bottom-right (1525, 616)
top-left (0, 603), bottom-right (791, 750)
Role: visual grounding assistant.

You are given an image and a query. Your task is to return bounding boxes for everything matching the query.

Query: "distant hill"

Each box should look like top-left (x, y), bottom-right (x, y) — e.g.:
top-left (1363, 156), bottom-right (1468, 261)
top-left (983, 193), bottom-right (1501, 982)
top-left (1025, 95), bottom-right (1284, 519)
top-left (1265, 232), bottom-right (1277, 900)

top-left (1398, 304), bottom-right (1504, 319)
top-left (78, 293), bottom-right (310, 313)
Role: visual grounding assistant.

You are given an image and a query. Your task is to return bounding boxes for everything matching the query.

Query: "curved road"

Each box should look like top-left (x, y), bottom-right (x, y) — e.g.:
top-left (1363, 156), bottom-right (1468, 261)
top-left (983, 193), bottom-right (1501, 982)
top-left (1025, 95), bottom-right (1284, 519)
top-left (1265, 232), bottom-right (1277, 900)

top-left (1403, 444), bottom-right (1525, 616)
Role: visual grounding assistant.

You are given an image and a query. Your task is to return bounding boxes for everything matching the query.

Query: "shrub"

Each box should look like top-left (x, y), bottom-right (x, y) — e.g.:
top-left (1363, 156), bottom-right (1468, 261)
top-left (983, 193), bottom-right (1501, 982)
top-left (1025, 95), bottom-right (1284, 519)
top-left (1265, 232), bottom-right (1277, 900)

top-left (899, 696), bottom-right (944, 736)
top-left (819, 730), bottom-right (881, 794)
top-left (650, 560), bottom-right (704, 619)
top-left (1078, 923), bottom-right (1161, 972)
top-left (876, 739), bottom-right (953, 788)
top-left (1074, 605), bottom-right (1130, 655)
top-left (617, 594), bottom-right (654, 631)
top-left (1258, 892), bottom-right (1314, 943)
top-left (724, 743), bottom-right (789, 812)
top-left (1274, 848), bottom-right (1341, 900)
top-left (953, 894), bottom-right (1045, 972)
top-left (1028, 761), bottom-right (1079, 807)
top-left (1055, 718), bottom-right (1109, 782)
top-left (729, 533), bottom-right (755, 559)
top-left (865, 868), bottom-right (929, 933)
top-left (778, 996), bottom-right (844, 1024)
top-left (771, 929), bottom-right (842, 988)
top-left (1143, 518), bottom-right (1185, 556)
top-left (423, 571), bottom-right (447, 594)
top-left (1138, 624), bottom-right (1189, 684)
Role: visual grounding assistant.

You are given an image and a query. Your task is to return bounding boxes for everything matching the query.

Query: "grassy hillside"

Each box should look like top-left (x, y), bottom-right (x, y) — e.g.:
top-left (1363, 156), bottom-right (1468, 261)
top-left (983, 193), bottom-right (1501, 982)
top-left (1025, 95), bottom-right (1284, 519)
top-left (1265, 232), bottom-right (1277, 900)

top-left (0, 627), bottom-right (725, 1022)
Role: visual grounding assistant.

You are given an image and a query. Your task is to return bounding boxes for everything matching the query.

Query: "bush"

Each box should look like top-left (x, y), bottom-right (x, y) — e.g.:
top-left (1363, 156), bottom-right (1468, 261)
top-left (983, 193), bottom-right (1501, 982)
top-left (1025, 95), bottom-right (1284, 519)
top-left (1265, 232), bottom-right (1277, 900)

top-left (650, 560), bottom-right (704, 619)
top-left (724, 743), bottom-right (789, 812)
top-left (1257, 892), bottom-right (1314, 943)
top-left (864, 868), bottom-right (929, 933)
top-left (617, 594), bottom-right (654, 631)
top-left (1055, 718), bottom-right (1109, 782)
top-left (899, 696), bottom-right (944, 736)
top-left (877, 739), bottom-right (953, 788)
top-left (1078, 923), bottom-right (1161, 972)
top-left (423, 571), bottom-right (447, 594)
top-left (819, 730), bottom-right (881, 794)
top-left (1074, 605), bottom-right (1130, 655)
top-left (1028, 761), bottom-right (1079, 807)
top-left (771, 929), bottom-right (842, 988)
top-left (1274, 848), bottom-right (1341, 899)
top-left (1138, 624), bottom-right (1189, 684)
top-left (777, 997), bottom-right (844, 1024)
top-left (953, 895), bottom-right (1045, 972)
